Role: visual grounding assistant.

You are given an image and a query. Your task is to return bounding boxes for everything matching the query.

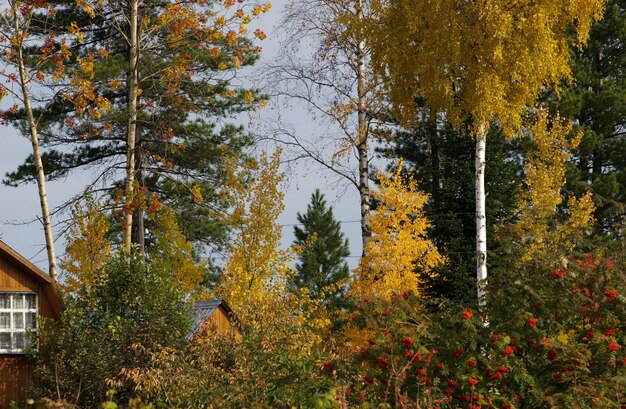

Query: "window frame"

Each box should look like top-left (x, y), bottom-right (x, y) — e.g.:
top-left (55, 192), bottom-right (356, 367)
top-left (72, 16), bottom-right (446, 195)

top-left (0, 292), bottom-right (38, 354)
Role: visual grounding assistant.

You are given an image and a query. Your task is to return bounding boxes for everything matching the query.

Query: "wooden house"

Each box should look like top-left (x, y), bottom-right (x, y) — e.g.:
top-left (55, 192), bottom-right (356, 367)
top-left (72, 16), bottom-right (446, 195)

top-left (190, 299), bottom-right (241, 340)
top-left (0, 240), bottom-right (63, 409)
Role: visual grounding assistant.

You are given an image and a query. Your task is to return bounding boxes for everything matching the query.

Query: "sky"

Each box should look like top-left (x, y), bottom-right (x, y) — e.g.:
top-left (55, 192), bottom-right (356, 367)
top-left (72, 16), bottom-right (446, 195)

top-left (0, 0), bottom-right (364, 272)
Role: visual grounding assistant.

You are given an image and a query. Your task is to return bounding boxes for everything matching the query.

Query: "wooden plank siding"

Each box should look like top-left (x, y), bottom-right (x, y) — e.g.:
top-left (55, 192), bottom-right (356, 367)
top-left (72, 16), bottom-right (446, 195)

top-left (0, 241), bottom-right (62, 409)
top-left (0, 356), bottom-right (34, 408)
top-left (209, 306), bottom-right (237, 337)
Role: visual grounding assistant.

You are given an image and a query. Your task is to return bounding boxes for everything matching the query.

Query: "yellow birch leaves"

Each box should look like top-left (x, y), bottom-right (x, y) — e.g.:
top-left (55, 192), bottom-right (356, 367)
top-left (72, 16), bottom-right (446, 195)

top-left (215, 150), bottom-right (330, 353)
top-left (216, 151), bottom-right (295, 329)
top-left (367, 0), bottom-right (605, 134)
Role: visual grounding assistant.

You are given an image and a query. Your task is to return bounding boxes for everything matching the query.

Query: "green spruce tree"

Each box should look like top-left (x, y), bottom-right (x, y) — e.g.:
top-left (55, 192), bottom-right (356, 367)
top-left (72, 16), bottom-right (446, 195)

top-left (292, 189), bottom-right (350, 309)
top-left (551, 0), bottom-right (626, 239)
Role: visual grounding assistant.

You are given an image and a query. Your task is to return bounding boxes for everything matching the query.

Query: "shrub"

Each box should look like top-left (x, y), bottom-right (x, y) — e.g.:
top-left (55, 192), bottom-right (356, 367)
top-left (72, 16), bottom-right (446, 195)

top-left (332, 250), bottom-right (626, 408)
top-left (31, 252), bottom-right (191, 407)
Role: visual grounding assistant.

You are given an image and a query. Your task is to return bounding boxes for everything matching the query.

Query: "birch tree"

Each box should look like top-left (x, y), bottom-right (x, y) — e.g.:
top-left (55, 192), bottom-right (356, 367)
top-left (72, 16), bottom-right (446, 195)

top-left (365, 0), bottom-right (605, 300)
top-left (350, 162), bottom-right (444, 302)
top-left (0, 0), bottom-right (64, 279)
top-left (268, 0), bottom-right (387, 252)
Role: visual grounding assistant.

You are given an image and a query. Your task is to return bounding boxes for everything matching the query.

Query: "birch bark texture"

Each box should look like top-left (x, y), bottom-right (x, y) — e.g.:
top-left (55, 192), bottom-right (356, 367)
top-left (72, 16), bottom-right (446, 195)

top-left (2, 1), bottom-right (59, 279)
top-left (123, 0), bottom-right (140, 254)
top-left (475, 126), bottom-right (487, 301)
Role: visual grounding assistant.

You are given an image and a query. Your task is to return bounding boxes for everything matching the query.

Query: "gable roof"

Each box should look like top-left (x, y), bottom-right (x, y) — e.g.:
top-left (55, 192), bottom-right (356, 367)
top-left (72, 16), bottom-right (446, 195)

top-left (189, 298), bottom-right (238, 338)
top-left (0, 240), bottom-right (64, 318)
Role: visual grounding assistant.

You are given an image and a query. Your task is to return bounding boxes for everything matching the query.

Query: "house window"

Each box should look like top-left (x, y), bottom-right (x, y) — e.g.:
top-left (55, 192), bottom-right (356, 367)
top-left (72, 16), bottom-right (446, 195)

top-left (0, 293), bottom-right (37, 354)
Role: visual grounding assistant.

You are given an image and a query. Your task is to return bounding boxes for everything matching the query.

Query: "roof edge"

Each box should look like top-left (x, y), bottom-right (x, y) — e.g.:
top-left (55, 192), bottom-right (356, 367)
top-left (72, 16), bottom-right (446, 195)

top-left (0, 240), bottom-right (54, 284)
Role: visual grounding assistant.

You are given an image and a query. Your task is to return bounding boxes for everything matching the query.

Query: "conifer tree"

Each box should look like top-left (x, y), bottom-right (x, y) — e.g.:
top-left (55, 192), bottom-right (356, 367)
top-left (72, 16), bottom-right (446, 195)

top-left (552, 0), bottom-right (626, 238)
top-left (292, 189), bottom-right (350, 308)
top-left (3, 0), bottom-right (271, 257)
top-left (383, 123), bottom-right (521, 303)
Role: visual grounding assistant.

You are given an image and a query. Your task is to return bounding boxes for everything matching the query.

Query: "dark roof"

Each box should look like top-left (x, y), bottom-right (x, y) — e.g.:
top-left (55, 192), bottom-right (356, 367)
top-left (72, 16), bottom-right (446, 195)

top-left (0, 240), bottom-right (64, 318)
top-left (189, 298), bottom-right (237, 338)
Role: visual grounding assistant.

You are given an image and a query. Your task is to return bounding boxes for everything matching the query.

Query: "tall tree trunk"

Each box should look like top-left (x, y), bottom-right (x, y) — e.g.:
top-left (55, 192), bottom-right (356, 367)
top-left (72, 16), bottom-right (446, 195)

top-left (13, 4), bottom-right (58, 280)
top-left (123, 0), bottom-right (140, 253)
top-left (475, 125), bottom-right (487, 302)
top-left (428, 118), bottom-right (440, 206)
top-left (132, 140), bottom-right (145, 256)
top-left (356, 0), bottom-right (371, 255)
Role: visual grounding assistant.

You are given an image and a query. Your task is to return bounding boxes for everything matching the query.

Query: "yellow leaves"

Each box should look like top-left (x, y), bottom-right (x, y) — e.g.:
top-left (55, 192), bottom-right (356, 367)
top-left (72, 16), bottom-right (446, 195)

top-left (231, 55), bottom-right (241, 68)
top-left (253, 3), bottom-right (272, 17)
top-left (366, 0), bottom-right (605, 135)
top-left (68, 21), bottom-right (84, 43)
top-left (190, 184), bottom-right (203, 203)
top-left (75, 0), bottom-right (96, 18)
top-left (509, 110), bottom-right (595, 260)
top-left (243, 90), bottom-right (254, 104)
top-left (150, 207), bottom-right (208, 296)
top-left (216, 150), bottom-right (291, 328)
top-left (77, 54), bottom-right (95, 79)
top-left (110, 80), bottom-right (122, 90)
top-left (61, 195), bottom-right (111, 295)
top-left (226, 30), bottom-right (238, 45)
top-left (214, 150), bottom-right (331, 352)
top-left (208, 46), bottom-right (221, 58)
top-left (254, 28), bottom-right (266, 40)
top-left (350, 161), bottom-right (444, 302)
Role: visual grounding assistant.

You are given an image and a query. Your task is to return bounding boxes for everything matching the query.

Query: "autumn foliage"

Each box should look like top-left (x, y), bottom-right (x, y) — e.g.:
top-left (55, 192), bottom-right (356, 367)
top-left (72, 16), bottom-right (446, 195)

top-left (12, 0), bottom-right (626, 408)
top-left (351, 162), bottom-right (444, 302)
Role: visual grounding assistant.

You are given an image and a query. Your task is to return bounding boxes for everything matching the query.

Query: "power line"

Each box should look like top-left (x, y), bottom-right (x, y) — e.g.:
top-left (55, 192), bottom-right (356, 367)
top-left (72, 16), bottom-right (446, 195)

top-left (280, 219), bottom-right (361, 227)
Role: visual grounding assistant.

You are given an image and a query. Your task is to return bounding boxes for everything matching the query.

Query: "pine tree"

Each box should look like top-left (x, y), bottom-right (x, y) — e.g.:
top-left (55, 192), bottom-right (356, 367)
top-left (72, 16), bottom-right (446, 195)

top-left (292, 189), bottom-right (350, 308)
top-left (3, 0), bottom-right (270, 257)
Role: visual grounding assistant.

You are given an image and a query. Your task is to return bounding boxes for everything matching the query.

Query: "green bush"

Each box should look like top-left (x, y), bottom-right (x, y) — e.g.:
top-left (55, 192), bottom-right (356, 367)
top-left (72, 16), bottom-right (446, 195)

top-left (31, 252), bottom-right (191, 407)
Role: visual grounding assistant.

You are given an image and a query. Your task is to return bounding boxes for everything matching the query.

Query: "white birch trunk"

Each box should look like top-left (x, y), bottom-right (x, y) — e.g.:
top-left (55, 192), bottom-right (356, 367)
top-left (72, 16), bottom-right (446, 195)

top-left (13, 4), bottom-right (58, 280)
top-left (475, 125), bottom-right (487, 302)
top-left (123, 0), bottom-right (140, 253)
top-left (356, 0), bottom-right (371, 255)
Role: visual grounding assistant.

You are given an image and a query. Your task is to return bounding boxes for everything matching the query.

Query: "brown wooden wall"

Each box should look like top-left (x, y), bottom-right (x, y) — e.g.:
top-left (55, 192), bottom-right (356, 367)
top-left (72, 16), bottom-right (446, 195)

top-left (0, 254), bottom-right (56, 408)
top-left (0, 356), bottom-right (34, 408)
top-left (199, 306), bottom-right (241, 340)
